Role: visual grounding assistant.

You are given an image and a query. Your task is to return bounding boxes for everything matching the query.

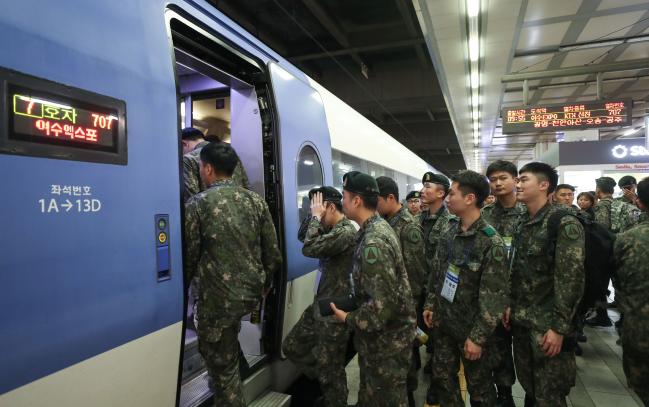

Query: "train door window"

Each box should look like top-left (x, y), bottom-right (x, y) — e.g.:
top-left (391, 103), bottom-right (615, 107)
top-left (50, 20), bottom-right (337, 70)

top-left (167, 9), bottom-right (283, 405)
top-left (296, 145), bottom-right (323, 221)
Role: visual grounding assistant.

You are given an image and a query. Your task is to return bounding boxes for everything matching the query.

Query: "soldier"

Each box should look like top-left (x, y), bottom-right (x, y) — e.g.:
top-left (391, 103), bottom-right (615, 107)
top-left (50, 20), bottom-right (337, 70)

top-left (613, 176), bottom-right (649, 406)
top-left (484, 195), bottom-right (496, 206)
top-left (283, 186), bottom-right (356, 407)
top-left (330, 171), bottom-right (416, 407)
top-left (482, 160), bottom-right (525, 407)
top-left (423, 170), bottom-right (509, 407)
top-left (406, 190), bottom-right (422, 216)
top-left (505, 162), bottom-right (585, 407)
top-left (184, 143), bottom-right (282, 407)
top-left (616, 175), bottom-right (638, 206)
top-left (182, 127), bottom-right (249, 202)
top-left (419, 172), bottom-right (455, 405)
top-left (376, 176), bottom-right (426, 407)
top-left (554, 184), bottom-right (576, 208)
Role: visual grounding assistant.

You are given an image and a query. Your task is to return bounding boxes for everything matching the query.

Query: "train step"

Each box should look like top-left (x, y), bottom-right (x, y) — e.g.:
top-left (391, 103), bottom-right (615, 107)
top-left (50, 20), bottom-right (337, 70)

top-left (249, 391), bottom-right (291, 407)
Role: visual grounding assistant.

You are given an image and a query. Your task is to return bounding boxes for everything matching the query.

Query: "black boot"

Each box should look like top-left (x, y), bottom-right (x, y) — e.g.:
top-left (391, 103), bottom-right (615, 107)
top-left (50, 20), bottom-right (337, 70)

top-left (574, 343), bottom-right (583, 356)
top-left (426, 385), bottom-right (439, 405)
top-left (408, 391), bottom-right (416, 407)
top-left (585, 308), bottom-right (612, 327)
top-left (524, 394), bottom-right (535, 407)
top-left (496, 385), bottom-right (515, 407)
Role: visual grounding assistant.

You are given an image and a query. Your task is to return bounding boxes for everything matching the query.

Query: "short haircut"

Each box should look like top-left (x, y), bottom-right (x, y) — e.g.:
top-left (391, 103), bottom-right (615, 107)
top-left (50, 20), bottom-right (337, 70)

top-left (451, 170), bottom-right (490, 207)
top-left (556, 184), bottom-right (575, 192)
top-left (486, 160), bottom-right (518, 178)
top-left (637, 177), bottom-right (649, 208)
top-left (328, 200), bottom-right (343, 212)
top-left (199, 142), bottom-right (238, 176)
top-left (181, 127), bottom-right (204, 141)
top-left (350, 191), bottom-right (378, 210)
top-left (519, 162), bottom-right (559, 194)
top-left (577, 191), bottom-right (595, 206)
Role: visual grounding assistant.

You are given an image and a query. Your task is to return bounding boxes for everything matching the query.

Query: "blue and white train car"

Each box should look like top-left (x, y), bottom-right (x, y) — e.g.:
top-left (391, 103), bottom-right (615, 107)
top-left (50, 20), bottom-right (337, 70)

top-left (0, 1), bottom-right (437, 406)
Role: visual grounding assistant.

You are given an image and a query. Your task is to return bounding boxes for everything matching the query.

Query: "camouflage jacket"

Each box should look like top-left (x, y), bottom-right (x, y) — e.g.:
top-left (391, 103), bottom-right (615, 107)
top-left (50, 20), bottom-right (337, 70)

top-left (481, 200), bottom-right (526, 256)
top-left (593, 196), bottom-right (613, 231)
top-left (614, 219), bottom-right (649, 322)
top-left (302, 217), bottom-right (357, 321)
top-left (345, 215), bottom-right (416, 337)
top-left (386, 206), bottom-right (426, 300)
top-left (594, 196), bottom-right (640, 233)
top-left (184, 179), bottom-right (282, 339)
top-left (425, 217), bottom-right (509, 346)
top-left (420, 205), bottom-right (457, 289)
top-left (510, 203), bottom-right (585, 335)
top-left (183, 141), bottom-right (250, 202)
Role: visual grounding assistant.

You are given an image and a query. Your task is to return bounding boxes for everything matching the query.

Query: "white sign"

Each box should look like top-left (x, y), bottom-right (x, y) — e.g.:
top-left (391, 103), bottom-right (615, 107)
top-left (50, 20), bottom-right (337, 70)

top-left (611, 144), bottom-right (649, 159)
top-left (38, 184), bottom-right (102, 214)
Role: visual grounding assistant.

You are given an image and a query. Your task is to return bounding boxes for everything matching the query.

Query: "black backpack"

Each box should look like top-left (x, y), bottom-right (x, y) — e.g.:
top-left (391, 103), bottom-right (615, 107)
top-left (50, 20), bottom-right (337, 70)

top-left (548, 210), bottom-right (616, 310)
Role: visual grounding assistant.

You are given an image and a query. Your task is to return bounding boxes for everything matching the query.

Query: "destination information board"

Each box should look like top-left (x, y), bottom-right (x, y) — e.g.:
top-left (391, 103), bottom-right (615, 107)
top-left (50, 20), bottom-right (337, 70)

top-left (502, 99), bottom-right (632, 134)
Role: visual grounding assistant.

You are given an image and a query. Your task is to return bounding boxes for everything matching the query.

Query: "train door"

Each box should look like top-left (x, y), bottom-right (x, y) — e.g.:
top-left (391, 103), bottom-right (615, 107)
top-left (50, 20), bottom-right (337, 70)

top-left (166, 10), bottom-right (285, 407)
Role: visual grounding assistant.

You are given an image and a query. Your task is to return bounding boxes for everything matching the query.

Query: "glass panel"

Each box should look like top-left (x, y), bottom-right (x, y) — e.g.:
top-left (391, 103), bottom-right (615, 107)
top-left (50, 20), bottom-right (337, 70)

top-left (297, 145), bottom-right (324, 221)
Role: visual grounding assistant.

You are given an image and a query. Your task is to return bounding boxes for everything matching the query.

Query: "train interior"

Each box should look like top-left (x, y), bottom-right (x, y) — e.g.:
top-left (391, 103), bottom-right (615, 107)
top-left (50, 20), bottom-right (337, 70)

top-left (170, 15), bottom-right (284, 407)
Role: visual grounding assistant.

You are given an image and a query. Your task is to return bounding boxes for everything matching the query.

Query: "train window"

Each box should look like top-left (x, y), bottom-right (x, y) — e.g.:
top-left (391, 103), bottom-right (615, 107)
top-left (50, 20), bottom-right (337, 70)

top-left (296, 145), bottom-right (323, 221)
top-left (0, 67), bottom-right (127, 165)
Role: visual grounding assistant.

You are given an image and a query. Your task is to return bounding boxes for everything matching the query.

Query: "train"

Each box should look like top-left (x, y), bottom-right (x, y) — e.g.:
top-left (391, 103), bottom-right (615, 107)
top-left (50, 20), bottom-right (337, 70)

top-left (0, 1), bottom-right (437, 406)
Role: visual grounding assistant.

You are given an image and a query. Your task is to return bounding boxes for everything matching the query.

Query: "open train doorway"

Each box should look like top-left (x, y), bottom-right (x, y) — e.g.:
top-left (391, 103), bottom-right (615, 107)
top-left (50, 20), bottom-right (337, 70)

top-left (167, 9), bottom-right (285, 407)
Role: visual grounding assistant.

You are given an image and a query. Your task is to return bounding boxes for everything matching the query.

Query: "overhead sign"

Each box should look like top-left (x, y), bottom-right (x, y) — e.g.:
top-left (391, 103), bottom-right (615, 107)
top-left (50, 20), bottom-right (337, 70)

top-left (502, 99), bottom-right (632, 134)
top-left (558, 138), bottom-right (649, 166)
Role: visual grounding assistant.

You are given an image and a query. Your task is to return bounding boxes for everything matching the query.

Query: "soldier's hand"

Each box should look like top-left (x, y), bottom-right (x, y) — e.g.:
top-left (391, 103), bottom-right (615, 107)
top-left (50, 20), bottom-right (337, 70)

top-left (502, 307), bottom-right (511, 330)
top-left (464, 338), bottom-right (482, 361)
top-left (330, 302), bottom-right (348, 323)
top-left (622, 188), bottom-right (638, 204)
top-left (310, 192), bottom-right (326, 219)
top-left (423, 309), bottom-right (434, 328)
top-left (541, 329), bottom-right (564, 357)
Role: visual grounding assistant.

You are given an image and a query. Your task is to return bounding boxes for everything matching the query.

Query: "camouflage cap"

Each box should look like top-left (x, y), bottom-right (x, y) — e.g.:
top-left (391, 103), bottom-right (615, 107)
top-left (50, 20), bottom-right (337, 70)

top-left (375, 176), bottom-right (399, 197)
top-left (319, 186), bottom-right (343, 203)
top-left (618, 175), bottom-right (637, 187)
top-left (343, 171), bottom-right (380, 197)
top-left (422, 172), bottom-right (450, 189)
top-left (406, 191), bottom-right (421, 201)
top-left (596, 176), bottom-right (617, 190)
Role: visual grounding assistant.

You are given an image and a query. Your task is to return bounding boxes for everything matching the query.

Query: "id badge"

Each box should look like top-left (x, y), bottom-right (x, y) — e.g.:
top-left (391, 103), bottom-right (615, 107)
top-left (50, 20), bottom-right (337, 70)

top-left (441, 264), bottom-right (460, 303)
top-left (503, 236), bottom-right (513, 257)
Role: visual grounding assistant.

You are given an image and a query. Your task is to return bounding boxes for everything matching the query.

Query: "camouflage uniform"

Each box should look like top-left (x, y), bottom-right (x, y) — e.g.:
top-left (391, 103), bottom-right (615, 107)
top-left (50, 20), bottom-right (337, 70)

top-left (510, 203), bottom-right (585, 407)
top-left (345, 214), bottom-right (417, 407)
top-left (184, 179), bottom-right (282, 407)
top-left (283, 217), bottom-right (356, 407)
top-left (593, 196), bottom-right (614, 231)
top-left (385, 205), bottom-right (426, 394)
top-left (183, 141), bottom-right (250, 202)
top-left (481, 201), bottom-right (526, 388)
top-left (425, 217), bottom-right (509, 406)
top-left (614, 218), bottom-right (649, 405)
top-left (421, 205), bottom-right (456, 290)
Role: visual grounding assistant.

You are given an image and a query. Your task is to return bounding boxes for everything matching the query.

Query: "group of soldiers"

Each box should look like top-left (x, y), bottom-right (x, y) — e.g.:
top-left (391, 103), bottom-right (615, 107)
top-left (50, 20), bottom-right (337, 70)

top-left (179, 126), bottom-right (648, 407)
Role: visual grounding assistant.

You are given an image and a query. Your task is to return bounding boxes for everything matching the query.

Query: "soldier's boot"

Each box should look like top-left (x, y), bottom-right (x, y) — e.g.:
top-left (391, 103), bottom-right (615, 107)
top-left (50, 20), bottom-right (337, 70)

top-left (524, 394), bottom-right (535, 407)
top-left (408, 391), bottom-right (416, 407)
top-left (425, 385), bottom-right (439, 405)
top-left (496, 385), bottom-right (515, 407)
top-left (574, 343), bottom-right (583, 356)
top-left (585, 308), bottom-right (612, 327)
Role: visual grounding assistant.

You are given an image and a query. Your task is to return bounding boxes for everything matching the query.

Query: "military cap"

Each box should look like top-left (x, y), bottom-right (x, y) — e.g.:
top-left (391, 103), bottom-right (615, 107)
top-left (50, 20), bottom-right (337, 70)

top-left (343, 171), bottom-right (380, 196)
top-left (618, 175), bottom-right (637, 187)
top-left (376, 176), bottom-right (399, 197)
top-left (406, 191), bottom-right (421, 201)
top-left (319, 186), bottom-right (343, 203)
top-left (596, 176), bottom-right (617, 189)
top-left (422, 172), bottom-right (450, 189)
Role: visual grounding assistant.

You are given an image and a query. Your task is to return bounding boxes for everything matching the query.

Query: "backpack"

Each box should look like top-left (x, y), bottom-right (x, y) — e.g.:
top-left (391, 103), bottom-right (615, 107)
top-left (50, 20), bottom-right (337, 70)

top-left (610, 198), bottom-right (641, 233)
top-left (548, 210), bottom-right (616, 310)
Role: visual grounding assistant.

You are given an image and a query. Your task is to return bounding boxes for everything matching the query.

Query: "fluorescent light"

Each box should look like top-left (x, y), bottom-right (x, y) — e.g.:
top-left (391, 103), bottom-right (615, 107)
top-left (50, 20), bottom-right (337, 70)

top-left (467, 0), bottom-right (480, 18)
top-left (303, 160), bottom-right (314, 166)
top-left (623, 128), bottom-right (637, 137)
top-left (471, 92), bottom-right (480, 108)
top-left (473, 121), bottom-right (479, 131)
top-left (471, 71), bottom-right (480, 89)
top-left (469, 36), bottom-right (479, 62)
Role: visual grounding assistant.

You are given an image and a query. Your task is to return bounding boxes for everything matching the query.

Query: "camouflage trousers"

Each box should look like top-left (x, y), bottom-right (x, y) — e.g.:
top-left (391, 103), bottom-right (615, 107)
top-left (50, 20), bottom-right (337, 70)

top-left (355, 327), bottom-right (412, 407)
top-left (621, 315), bottom-right (649, 405)
top-left (491, 324), bottom-right (516, 387)
top-left (198, 317), bottom-right (245, 407)
top-left (282, 304), bottom-right (350, 407)
top-left (512, 325), bottom-right (576, 407)
top-left (432, 328), bottom-right (496, 407)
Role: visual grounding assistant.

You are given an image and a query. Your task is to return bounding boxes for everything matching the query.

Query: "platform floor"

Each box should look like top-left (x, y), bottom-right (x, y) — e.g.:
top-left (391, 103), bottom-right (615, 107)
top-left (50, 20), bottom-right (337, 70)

top-left (345, 310), bottom-right (644, 407)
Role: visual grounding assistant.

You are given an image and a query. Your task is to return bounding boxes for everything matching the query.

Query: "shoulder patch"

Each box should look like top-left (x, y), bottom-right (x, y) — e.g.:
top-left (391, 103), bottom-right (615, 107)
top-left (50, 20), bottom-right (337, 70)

top-left (363, 245), bottom-right (380, 265)
top-left (491, 245), bottom-right (506, 262)
top-left (561, 222), bottom-right (582, 241)
top-left (407, 227), bottom-right (421, 243)
top-left (482, 225), bottom-right (496, 237)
